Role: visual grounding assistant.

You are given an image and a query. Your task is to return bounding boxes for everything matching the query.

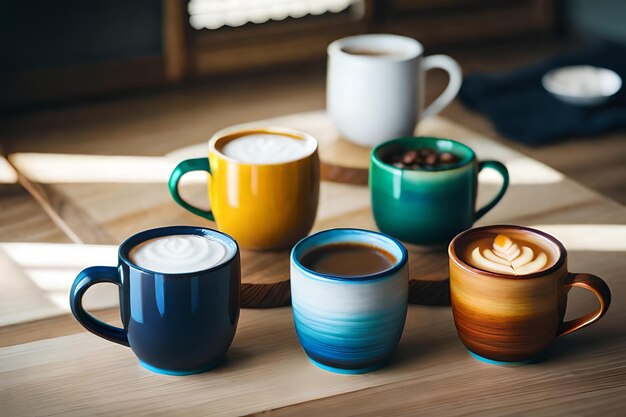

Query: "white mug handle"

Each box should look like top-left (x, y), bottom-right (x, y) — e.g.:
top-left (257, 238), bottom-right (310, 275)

top-left (420, 55), bottom-right (463, 121)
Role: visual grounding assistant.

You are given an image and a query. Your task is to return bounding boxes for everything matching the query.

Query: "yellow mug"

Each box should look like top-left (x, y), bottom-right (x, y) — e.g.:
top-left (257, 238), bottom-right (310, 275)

top-left (169, 127), bottom-right (320, 250)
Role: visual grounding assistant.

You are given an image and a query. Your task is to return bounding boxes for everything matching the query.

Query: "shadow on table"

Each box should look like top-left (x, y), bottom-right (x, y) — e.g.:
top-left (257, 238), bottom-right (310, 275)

top-left (386, 305), bottom-right (462, 370)
top-left (542, 327), bottom-right (626, 363)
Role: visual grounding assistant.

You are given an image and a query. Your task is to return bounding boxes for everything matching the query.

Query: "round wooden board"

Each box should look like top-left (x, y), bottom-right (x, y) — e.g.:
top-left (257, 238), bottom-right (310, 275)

top-left (170, 112), bottom-right (450, 309)
top-left (240, 248), bottom-right (450, 308)
top-left (289, 111), bottom-right (372, 185)
top-left (239, 249), bottom-right (292, 308)
top-left (279, 110), bottom-right (469, 186)
top-left (239, 208), bottom-right (451, 309)
top-left (317, 133), bottom-right (371, 185)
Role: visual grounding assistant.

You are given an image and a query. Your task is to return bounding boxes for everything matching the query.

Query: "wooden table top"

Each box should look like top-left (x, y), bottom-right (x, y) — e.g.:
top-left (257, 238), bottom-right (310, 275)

top-left (1, 111), bottom-right (625, 416)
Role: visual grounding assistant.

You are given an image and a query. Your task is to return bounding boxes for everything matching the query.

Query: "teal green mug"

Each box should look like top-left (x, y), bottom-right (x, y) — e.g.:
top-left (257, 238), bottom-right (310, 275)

top-left (370, 137), bottom-right (509, 246)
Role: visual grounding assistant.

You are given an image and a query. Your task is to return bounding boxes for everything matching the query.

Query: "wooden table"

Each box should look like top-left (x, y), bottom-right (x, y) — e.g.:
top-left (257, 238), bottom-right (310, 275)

top-left (1, 111), bottom-right (625, 416)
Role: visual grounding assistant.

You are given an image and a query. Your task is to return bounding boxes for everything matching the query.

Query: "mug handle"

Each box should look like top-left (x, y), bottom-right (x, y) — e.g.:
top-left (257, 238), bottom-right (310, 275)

top-left (420, 55), bottom-right (463, 120)
top-left (557, 273), bottom-right (611, 337)
top-left (475, 160), bottom-right (509, 221)
top-left (168, 157), bottom-right (215, 221)
top-left (69, 266), bottom-right (129, 346)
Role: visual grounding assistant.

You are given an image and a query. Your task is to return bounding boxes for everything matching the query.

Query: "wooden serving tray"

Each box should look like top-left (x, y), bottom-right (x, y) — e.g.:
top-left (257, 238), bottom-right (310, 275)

top-left (2, 113), bottom-right (626, 416)
top-left (6, 112), bottom-right (619, 314)
top-left (199, 112), bottom-right (475, 307)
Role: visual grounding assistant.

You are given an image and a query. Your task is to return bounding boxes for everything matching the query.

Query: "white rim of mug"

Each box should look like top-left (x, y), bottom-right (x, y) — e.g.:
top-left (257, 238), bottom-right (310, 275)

top-left (328, 33), bottom-right (423, 62)
top-left (208, 126), bottom-right (319, 166)
top-left (448, 224), bottom-right (567, 280)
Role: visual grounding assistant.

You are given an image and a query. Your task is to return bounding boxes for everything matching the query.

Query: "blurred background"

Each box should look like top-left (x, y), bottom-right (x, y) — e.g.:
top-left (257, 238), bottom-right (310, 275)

top-left (3, 0), bottom-right (626, 108)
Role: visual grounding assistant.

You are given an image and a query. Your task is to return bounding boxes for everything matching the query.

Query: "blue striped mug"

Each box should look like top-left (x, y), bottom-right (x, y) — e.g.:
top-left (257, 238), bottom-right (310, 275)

top-left (290, 228), bottom-right (409, 374)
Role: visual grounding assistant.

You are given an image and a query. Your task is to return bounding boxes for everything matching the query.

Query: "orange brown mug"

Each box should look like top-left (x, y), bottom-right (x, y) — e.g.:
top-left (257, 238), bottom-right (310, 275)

top-left (448, 225), bottom-right (611, 364)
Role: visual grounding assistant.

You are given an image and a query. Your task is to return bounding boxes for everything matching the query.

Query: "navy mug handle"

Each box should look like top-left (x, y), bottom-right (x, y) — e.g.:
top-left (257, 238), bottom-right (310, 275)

top-left (70, 266), bottom-right (129, 346)
top-left (475, 160), bottom-right (509, 221)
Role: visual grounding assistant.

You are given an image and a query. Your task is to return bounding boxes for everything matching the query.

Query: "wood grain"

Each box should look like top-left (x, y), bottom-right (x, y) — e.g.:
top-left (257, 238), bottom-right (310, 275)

top-left (4, 112), bottom-right (455, 309)
top-left (5, 112), bottom-right (623, 312)
top-left (2, 119), bottom-right (626, 416)
top-left (15, 176), bottom-right (115, 245)
top-left (2, 41), bottom-right (625, 415)
top-left (247, 342), bottom-right (626, 417)
top-left (0, 156), bottom-right (80, 326)
top-left (0, 158), bottom-right (68, 244)
top-left (2, 114), bottom-right (623, 329)
top-left (0, 307), bottom-right (120, 348)
top-left (2, 280), bottom-right (625, 417)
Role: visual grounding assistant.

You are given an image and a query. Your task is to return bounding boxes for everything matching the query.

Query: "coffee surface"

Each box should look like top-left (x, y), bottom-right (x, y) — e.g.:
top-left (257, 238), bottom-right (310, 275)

top-left (129, 234), bottom-right (230, 273)
top-left (300, 243), bottom-right (396, 277)
top-left (221, 133), bottom-right (310, 164)
top-left (463, 233), bottom-right (555, 276)
top-left (341, 47), bottom-right (405, 57)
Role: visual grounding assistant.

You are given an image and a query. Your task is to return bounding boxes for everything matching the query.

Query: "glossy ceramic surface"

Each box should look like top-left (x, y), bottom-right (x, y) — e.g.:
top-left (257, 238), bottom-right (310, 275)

top-left (169, 127), bottom-right (320, 250)
top-left (449, 225), bottom-right (611, 363)
top-left (327, 34), bottom-right (462, 146)
top-left (370, 137), bottom-right (509, 246)
top-left (291, 228), bottom-right (409, 374)
top-left (70, 226), bottom-right (241, 375)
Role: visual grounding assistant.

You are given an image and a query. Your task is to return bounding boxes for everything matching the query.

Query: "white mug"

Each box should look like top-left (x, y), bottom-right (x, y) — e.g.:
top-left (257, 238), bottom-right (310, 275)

top-left (327, 34), bottom-right (462, 147)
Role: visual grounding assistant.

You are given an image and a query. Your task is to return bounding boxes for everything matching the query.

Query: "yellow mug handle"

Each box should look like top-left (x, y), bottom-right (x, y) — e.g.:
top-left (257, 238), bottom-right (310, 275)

top-left (557, 273), bottom-right (611, 337)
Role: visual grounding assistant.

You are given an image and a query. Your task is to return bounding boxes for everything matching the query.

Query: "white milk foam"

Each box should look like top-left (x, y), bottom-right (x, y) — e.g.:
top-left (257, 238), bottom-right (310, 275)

top-left (129, 234), bottom-right (231, 273)
top-left (221, 133), bottom-right (310, 164)
top-left (470, 234), bottom-right (548, 276)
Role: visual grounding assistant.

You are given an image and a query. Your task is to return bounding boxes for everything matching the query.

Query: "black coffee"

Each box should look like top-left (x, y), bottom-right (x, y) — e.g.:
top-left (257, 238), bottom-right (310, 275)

top-left (300, 243), bottom-right (395, 277)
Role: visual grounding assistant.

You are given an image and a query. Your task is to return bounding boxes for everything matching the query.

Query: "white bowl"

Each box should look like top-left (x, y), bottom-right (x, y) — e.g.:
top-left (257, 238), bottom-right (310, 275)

top-left (542, 65), bottom-right (622, 106)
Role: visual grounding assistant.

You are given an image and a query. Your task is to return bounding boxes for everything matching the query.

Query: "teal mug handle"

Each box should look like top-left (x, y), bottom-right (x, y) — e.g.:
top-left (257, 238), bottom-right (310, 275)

top-left (475, 160), bottom-right (509, 221)
top-left (168, 158), bottom-right (215, 221)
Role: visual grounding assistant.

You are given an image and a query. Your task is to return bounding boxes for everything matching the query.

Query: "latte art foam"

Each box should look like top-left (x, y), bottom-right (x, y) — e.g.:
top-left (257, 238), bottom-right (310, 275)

top-left (129, 234), bottom-right (229, 273)
top-left (221, 133), bottom-right (310, 164)
top-left (470, 234), bottom-right (548, 276)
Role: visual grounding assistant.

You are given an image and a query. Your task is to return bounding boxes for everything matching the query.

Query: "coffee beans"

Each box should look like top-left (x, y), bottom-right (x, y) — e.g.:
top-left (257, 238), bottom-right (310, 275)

top-left (385, 148), bottom-right (460, 169)
top-left (401, 150), bottom-right (418, 165)
top-left (439, 152), bottom-right (457, 164)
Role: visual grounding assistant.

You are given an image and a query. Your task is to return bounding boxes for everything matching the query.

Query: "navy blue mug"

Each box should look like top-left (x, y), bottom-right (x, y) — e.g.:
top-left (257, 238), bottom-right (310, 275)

top-left (70, 226), bottom-right (240, 375)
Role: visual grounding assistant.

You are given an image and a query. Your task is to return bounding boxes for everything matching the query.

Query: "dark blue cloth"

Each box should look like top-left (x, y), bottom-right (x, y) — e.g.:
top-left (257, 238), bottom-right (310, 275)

top-left (459, 42), bottom-right (626, 145)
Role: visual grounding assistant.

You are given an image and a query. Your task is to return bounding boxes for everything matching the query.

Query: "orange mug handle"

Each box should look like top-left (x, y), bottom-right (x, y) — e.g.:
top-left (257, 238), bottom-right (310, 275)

top-left (557, 273), bottom-right (611, 337)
